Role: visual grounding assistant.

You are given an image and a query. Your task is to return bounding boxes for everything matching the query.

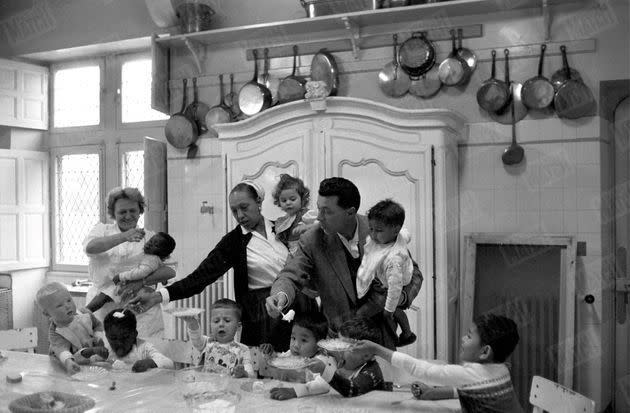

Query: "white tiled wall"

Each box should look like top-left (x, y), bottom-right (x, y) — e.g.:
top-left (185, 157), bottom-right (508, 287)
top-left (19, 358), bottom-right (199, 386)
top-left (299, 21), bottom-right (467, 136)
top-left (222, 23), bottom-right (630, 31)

top-left (459, 116), bottom-right (607, 408)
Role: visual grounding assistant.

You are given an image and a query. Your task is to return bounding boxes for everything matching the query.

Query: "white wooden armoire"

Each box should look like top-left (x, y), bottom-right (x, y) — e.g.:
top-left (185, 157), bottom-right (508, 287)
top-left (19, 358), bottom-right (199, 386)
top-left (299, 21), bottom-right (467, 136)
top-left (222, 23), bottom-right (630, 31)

top-left (215, 97), bottom-right (463, 359)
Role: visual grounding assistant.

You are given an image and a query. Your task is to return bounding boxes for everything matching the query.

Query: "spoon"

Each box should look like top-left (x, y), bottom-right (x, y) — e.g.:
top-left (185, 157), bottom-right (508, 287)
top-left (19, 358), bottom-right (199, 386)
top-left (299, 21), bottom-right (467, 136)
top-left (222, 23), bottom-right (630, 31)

top-left (501, 90), bottom-right (524, 166)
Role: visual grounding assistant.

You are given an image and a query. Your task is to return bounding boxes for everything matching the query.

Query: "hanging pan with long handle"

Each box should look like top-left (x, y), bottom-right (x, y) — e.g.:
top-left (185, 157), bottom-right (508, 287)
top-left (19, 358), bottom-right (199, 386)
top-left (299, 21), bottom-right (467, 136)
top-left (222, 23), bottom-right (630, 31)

top-left (455, 27), bottom-right (476, 84)
top-left (398, 31), bottom-right (435, 79)
top-left (521, 44), bottom-right (555, 110)
top-left (224, 73), bottom-right (241, 119)
top-left (165, 78), bottom-right (199, 158)
top-left (205, 74), bottom-right (232, 137)
top-left (490, 49), bottom-right (529, 125)
top-left (238, 49), bottom-right (272, 117)
top-left (378, 34), bottom-right (410, 97)
top-left (438, 29), bottom-right (467, 87)
top-left (184, 77), bottom-right (210, 133)
top-left (502, 94), bottom-right (525, 166)
top-left (260, 48), bottom-right (280, 105)
top-left (476, 50), bottom-right (509, 112)
top-left (550, 45), bottom-right (583, 91)
top-left (553, 45), bottom-right (596, 119)
top-left (278, 45), bottom-right (307, 104)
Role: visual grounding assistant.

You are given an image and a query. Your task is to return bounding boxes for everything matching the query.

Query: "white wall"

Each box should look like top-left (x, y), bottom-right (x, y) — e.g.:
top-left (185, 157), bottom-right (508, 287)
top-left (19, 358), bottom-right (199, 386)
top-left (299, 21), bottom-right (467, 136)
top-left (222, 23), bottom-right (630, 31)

top-left (9, 267), bottom-right (46, 328)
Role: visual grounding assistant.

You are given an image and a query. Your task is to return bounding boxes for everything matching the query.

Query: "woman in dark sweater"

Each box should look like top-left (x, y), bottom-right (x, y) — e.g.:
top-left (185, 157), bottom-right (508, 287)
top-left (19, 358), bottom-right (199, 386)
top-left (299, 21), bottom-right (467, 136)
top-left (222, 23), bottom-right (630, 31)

top-left (130, 181), bottom-right (316, 350)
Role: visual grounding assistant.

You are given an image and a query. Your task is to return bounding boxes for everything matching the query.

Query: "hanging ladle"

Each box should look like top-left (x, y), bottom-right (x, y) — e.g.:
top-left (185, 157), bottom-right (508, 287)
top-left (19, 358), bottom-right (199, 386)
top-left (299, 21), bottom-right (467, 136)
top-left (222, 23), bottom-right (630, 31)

top-left (502, 88), bottom-right (524, 166)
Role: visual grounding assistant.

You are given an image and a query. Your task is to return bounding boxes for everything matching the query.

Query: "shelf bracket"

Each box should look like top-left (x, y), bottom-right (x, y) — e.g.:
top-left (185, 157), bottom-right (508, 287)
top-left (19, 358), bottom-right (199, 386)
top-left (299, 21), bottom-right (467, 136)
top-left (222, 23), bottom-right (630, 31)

top-left (341, 16), bottom-right (360, 59)
top-left (542, 0), bottom-right (551, 42)
top-left (183, 37), bottom-right (203, 75)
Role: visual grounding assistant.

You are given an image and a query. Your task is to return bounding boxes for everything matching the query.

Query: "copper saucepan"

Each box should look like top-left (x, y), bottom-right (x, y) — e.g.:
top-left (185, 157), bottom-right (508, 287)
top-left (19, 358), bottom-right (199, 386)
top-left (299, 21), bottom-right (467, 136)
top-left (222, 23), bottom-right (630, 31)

top-left (238, 49), bottom-right (272, 117)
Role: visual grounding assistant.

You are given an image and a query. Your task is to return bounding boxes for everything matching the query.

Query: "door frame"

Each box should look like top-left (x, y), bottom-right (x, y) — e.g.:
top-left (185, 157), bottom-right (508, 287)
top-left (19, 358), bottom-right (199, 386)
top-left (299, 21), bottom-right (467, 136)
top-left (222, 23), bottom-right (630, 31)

top-left (600, 79), bottom-right (630, 412)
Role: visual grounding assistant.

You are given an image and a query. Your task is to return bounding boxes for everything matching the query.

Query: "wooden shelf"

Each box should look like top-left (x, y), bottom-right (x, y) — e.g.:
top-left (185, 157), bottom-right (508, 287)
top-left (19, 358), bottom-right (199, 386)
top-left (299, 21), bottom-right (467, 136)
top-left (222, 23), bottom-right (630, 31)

top-left (155, 0), bottom-right (587, 52)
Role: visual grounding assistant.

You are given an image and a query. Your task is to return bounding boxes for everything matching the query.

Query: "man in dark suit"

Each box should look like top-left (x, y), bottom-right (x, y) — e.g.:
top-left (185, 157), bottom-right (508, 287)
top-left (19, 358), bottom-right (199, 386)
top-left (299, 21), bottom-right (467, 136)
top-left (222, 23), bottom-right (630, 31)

top-left (266, 177), bottom-right (423, 349)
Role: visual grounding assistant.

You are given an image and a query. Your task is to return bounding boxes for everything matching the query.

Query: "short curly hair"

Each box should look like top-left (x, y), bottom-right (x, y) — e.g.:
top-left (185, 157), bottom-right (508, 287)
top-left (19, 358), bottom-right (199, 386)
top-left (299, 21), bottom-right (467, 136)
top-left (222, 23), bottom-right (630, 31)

top-left (106, 187), bottom-right (145, 219)
top-left (272, 174), bottom-right (310, 209)
top-left (367, 199), bottom-right (405, 227)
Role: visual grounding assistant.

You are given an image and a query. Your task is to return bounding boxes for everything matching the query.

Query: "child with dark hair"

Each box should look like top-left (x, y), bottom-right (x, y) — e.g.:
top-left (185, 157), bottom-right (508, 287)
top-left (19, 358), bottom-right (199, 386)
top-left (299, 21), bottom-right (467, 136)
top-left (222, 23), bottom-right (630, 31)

top-left (181, 298), bottom-right (255, 378)
top-left (103, 308), bottom-right (173, 372)
top-left (272, 174), bottom-right (318, 255)
top-left (356, 199), bottom-right (416, 347)
top-left (112, 232), bottom-right (176, 288)
top-left (307, 316), bottom-right (387, 398)
top-left (353, 313), bottom-right (523, 412)
top-left (260, 311), bottom-right (336, 400)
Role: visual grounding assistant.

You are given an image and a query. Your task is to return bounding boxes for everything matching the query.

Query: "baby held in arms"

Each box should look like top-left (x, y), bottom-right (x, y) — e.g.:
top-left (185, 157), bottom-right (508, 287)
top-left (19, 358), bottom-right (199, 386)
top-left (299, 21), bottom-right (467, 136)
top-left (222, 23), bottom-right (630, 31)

top-left (258, 311), bottom-right (335, 400)
top-left (181, 299), bottom-right (255, 378)
top-left (104, 309), bottom-right (174, 372)
top-left (36, 282), bottom-right (108, 374)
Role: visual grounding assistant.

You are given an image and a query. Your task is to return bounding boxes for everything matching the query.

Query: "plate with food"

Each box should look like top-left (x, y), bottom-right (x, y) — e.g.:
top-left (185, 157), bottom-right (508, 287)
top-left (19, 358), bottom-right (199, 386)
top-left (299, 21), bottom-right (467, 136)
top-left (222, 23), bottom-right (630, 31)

top-left (164, 307), bottom-right (204, 317)
top-left (266, 355), bottom-right (310, 370)
top-left (71, 365), bottom-right (109, 382)
top-left (317, 338), bottom-right (355, 353)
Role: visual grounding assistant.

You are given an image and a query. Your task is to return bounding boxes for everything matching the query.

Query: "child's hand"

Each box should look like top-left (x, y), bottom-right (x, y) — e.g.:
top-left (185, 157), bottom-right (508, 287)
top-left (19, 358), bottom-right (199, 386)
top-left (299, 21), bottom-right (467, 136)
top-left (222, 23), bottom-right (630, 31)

top-left (232, 363), bottom-right (248, 378)
top-left (132, 359), bottom-right (157, 372)
top-left (411, 382), bottom-right (431, 399)
top-left (259, 343), bottom-right (274, 356)
top-left (270, 387), bottom-right (298, 400)
top-left (307, 358), bottom-right (326, 374)
top-left (64, 358), bottom-right (81, 374)
top-left (180, 316), bottom-right (199, 330)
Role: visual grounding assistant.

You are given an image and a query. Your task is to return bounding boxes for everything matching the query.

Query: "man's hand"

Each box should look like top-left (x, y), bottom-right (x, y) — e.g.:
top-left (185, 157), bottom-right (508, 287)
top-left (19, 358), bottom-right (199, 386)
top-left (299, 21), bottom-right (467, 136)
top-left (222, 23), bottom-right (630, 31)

top-left (265, 293), bottom-right (287, 318)
top-left (122, 228), bottom-right (145, 243)
top-left (270, 387), bottom-right (298, 400)
top-left (64, 358), bottom-right (81, 374)
top-left (132, 359), bottom-right (157, 372)
top-left (126, 288), bottom-right (162, 313)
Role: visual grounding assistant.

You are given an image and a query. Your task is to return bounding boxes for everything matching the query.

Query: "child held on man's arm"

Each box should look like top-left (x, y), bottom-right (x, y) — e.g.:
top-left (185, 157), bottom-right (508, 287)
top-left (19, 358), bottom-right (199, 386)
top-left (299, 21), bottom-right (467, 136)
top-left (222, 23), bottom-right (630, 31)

top-left (353, 313), bottom-right (524, 412)
top-left (181, 299), bottom-right (254, 378)
top-left (36, 282), bottom-right (108, 374)
top-left (104, 309), bottom-right (174, 372)
top-left (307, 316), bottom-right (387, 398)
top-left (258, 312), bottom-right (335, 400)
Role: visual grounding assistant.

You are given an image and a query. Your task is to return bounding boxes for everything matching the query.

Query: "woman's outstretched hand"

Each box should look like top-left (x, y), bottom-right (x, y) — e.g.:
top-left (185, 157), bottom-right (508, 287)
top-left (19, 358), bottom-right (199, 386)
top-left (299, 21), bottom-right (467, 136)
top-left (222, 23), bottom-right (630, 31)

top-left (126, 288), bottom-right (161, 313)
top-left (122, 228), bottom-right (145, 243)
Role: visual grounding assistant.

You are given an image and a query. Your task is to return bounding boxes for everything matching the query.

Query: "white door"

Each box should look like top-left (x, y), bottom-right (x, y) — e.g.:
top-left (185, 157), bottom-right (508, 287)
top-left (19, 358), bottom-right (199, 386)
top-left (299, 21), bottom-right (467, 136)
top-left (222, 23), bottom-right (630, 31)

top-left (326, 126), bottom-right (434, 359)
top-left (614, 96), bottom-right (630, 413)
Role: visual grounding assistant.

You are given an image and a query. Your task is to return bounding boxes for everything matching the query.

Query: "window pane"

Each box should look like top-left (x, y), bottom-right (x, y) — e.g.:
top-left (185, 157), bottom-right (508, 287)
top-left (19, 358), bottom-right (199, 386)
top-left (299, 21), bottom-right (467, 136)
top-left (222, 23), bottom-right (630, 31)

top-left (121, 59), bottom-right (169, 123)
top-left (55, 153), bottom-right (100, 265)
top-left (54, 66), bottom-right (100, 128)
top-left (122, 150), bottom-right (144, 228)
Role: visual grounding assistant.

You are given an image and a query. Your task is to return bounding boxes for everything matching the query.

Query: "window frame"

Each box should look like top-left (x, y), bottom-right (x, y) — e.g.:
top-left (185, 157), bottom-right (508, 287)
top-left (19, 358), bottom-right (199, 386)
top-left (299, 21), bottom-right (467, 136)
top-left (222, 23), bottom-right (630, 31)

top-left (50, 58), bottom-right (105, 132)
top-left (50, 144), bottom-right (105, 272)
top-left (115, 51), bottom-right (169, 130)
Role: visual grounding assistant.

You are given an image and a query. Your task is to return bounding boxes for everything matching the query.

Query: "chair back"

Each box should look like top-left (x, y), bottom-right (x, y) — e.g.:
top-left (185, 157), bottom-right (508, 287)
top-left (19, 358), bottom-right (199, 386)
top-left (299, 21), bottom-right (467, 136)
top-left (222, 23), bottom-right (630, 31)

top-left (529, 375), bottom-right (595, 413)
top-left (0, 327), bottom-right (38, 352)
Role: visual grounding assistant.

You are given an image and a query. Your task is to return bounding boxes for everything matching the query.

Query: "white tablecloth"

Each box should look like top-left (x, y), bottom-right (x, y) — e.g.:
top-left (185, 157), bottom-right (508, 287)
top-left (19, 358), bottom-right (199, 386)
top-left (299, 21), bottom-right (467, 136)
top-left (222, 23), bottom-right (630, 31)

top-left (0, 351), bottom-right (461, 412)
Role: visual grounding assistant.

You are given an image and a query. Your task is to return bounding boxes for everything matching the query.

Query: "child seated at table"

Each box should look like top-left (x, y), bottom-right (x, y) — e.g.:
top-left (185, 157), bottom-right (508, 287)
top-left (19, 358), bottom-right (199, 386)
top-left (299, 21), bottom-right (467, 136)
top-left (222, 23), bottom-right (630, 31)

top-left (356, 199), bottom-right (416, 347)
top-left (307, 316), bottom-right (387, 398)
top-left (353, 313), bottom-right (523, 412)
top-left (181, 298), bottom-right (254, 378)
top-left (36, 282), bottom-right (108, 374)
top-left (257, 311), bottom-right (335, 399)
top-left (104, 308), bottom-right (173, 372)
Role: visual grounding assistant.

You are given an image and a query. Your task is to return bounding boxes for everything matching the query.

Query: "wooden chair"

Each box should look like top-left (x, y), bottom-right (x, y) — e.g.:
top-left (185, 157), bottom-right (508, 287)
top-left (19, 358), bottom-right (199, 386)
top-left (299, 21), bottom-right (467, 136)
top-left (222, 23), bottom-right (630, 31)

top-left (529, 375), bottom-right (595, 413)
top-left (0, 327), bottom-right (38, 352)
top-left (146, 337), bottom-right (201, 368)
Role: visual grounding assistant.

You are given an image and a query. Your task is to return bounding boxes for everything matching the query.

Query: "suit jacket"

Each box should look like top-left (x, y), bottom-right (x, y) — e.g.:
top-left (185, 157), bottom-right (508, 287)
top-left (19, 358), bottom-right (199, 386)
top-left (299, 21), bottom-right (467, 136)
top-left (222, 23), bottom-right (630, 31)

top-left (271, 215), bottom-right (423, 348)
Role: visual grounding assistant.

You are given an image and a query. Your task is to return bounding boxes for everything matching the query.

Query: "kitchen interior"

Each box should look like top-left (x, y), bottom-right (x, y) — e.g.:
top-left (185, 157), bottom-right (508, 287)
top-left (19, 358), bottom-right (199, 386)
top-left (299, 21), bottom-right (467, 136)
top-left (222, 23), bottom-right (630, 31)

top-left (0, 0), bottom-right (629, 412)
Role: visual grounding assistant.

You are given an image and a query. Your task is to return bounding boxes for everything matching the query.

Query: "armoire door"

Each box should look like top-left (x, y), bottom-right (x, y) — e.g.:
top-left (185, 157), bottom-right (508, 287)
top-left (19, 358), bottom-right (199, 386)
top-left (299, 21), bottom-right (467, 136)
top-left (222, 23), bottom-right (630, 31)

top-left (324, 125), bottom-right (434, 359)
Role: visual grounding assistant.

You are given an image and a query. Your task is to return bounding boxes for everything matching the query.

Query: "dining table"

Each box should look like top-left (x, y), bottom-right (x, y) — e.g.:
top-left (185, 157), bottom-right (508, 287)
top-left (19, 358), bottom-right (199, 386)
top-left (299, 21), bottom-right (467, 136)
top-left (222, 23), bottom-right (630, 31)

top-left (0, 350), bottom-right (461, 412)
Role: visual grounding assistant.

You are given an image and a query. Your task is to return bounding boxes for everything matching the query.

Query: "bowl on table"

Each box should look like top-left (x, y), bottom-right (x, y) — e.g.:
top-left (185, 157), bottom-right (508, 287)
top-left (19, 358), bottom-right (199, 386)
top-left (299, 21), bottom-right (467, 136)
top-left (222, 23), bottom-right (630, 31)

top-left (174, 366), bottom-right (239, 411)
top-left (8, 391), bottom-right (95, 413)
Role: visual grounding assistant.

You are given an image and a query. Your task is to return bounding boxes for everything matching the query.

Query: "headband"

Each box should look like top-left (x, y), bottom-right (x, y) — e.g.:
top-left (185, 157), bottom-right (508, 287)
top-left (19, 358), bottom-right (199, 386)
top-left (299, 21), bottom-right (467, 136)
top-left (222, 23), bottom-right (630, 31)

top-left (240, 180), bottom-right (265, 202)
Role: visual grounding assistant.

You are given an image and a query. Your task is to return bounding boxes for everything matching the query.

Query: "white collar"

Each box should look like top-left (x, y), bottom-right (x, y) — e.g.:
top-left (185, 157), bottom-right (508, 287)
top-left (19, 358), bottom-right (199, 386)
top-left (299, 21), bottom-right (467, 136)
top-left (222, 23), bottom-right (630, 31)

top-left (337, 217), bottom-right (360, 258)
top-left (240, 217), bottom-right (273, 238)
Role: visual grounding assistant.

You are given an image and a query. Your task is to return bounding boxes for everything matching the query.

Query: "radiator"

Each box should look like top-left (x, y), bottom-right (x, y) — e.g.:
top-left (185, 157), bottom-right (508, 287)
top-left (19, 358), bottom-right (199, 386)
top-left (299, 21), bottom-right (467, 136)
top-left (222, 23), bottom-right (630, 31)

top-left (503, 294), bottom-right (559, 409)
top-left (173, 279), bottom-right (226, 340)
